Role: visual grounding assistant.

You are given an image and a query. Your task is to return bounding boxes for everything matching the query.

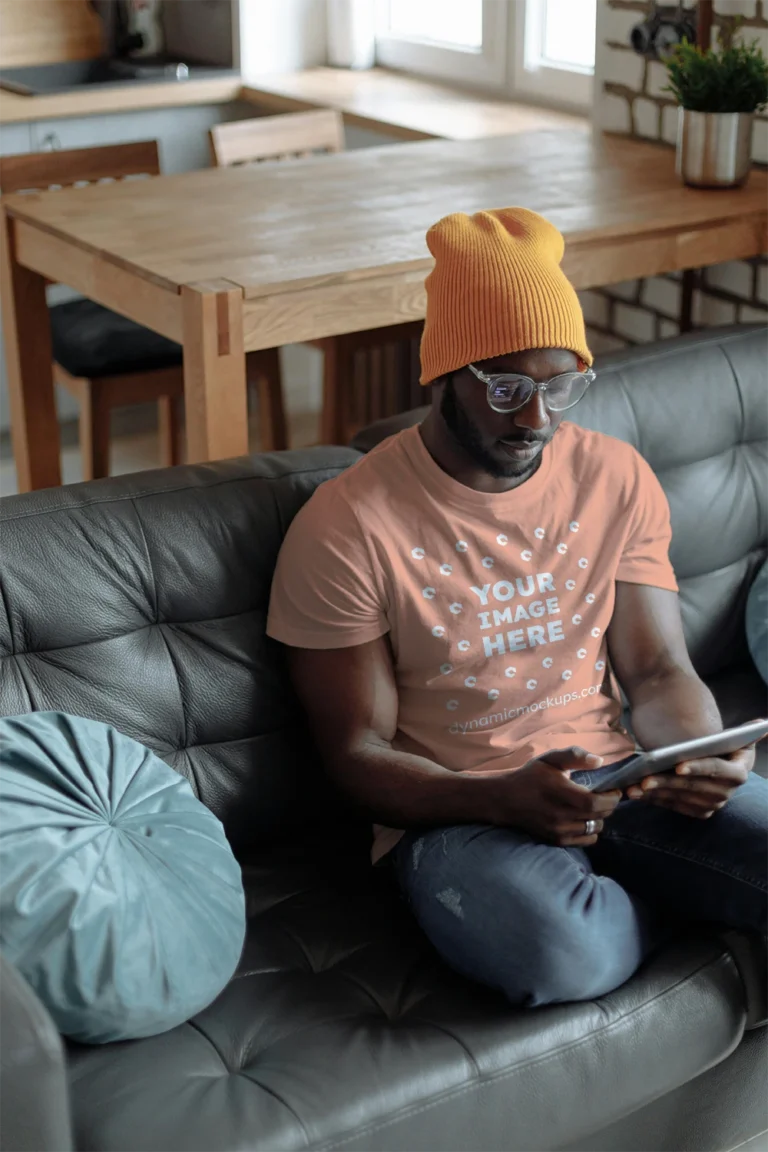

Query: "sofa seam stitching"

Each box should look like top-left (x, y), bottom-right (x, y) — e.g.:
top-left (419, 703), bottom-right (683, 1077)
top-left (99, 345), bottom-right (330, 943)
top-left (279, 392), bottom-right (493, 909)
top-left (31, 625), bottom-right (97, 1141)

top-left (129, 498), bottom-right (159, 624)
top-left (235, 1068), bottom-right (312, 1146)
top-left (0, 573), bottom-right (16, 656)
top-left (0, 608), bottom-right (263, 661)
top-left (409, 1016), bottom-right (482, 1081)
top-left (128, 498), bottom-right (188, 747)
top-left (719, 342), bottom-right (763, 533)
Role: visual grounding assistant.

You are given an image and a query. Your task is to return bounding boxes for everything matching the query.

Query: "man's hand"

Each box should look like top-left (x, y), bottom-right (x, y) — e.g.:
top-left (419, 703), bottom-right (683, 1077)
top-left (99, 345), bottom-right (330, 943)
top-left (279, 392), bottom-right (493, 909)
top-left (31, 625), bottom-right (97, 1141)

top-left (626, 745), bottom-right (756, 818)
top-left (487, 746), bottom-right (622, 847)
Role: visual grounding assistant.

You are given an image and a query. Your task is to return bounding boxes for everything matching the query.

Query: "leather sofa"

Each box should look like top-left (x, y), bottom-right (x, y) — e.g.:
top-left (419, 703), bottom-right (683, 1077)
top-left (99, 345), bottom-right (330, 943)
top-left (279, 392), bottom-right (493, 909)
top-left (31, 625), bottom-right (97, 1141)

top-left (1, 325), bottom-right (766, 1152)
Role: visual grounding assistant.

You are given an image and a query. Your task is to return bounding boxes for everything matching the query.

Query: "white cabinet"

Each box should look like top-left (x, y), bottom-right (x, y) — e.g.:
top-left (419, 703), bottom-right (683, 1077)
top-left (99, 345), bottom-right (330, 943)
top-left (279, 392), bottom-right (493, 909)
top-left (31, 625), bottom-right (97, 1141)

top-left (28, 101), bottom-right (256, 174)
top-left (0, 123), bottom-right (33, 156)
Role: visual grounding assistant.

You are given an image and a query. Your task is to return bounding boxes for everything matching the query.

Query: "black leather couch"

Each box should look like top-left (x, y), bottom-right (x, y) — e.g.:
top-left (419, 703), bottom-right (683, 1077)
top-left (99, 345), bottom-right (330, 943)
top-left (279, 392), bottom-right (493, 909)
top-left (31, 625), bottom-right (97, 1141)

top-left (1, 326), bottom-right (766, 1152)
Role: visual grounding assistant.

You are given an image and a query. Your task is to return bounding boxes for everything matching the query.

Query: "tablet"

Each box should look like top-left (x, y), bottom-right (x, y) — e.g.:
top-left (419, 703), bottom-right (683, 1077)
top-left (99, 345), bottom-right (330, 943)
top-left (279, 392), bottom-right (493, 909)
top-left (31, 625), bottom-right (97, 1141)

top-left (588, 718), bottom-right (768, 793)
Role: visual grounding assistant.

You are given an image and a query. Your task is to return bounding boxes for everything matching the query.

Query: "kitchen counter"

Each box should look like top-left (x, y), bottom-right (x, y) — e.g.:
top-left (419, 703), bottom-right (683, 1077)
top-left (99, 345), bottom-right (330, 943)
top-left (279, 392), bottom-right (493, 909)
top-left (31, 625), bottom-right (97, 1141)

top-left (236, 67), bottom-right (588, 141)
top-left (0, 74), bottom-right (244, 123)
top-left (0, 67), bottom-right (587, 141)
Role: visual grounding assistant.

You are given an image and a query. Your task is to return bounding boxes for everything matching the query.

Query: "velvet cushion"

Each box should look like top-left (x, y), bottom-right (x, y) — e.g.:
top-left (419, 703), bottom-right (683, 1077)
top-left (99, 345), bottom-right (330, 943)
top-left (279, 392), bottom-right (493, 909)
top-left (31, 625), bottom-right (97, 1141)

top-left (0, 712), bottom-right (245, 1044)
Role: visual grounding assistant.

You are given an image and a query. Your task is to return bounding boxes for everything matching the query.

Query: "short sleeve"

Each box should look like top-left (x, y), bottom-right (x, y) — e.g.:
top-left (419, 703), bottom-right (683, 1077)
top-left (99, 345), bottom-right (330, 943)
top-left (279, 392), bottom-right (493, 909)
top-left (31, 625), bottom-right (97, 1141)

top-left (267, 486), bottom-right (389, 649)
top-left (616, 450), bottom-right (678, 592)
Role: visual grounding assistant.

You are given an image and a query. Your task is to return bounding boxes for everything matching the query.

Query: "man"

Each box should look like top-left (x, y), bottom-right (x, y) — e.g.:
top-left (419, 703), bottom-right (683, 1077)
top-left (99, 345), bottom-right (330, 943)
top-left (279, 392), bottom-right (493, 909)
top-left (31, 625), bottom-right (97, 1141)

top-left (267, 207), bottom-right (767, 1007)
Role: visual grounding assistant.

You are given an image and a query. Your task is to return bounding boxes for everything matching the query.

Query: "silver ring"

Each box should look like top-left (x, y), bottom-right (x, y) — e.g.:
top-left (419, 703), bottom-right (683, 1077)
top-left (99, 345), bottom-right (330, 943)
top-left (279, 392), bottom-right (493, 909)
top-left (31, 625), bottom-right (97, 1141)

top-left (585, 819), bottom-right (599, 835)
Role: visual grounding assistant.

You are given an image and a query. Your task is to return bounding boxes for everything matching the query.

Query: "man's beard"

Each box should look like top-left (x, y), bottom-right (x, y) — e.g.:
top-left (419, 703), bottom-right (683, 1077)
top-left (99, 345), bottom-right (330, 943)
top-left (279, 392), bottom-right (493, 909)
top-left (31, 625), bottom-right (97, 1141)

top-left (440, 377), bottom-right (546, 480)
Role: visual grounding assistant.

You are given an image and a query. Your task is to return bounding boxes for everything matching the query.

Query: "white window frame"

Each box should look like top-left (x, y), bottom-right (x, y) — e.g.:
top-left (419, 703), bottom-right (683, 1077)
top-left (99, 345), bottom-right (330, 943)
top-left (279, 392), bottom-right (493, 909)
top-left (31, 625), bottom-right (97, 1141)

top-left (513, 0), bottom-right (594, 110)
top-left (374, 0), bottom-right (508, 91)
top-left (374, 0), bottom-right (594, 111)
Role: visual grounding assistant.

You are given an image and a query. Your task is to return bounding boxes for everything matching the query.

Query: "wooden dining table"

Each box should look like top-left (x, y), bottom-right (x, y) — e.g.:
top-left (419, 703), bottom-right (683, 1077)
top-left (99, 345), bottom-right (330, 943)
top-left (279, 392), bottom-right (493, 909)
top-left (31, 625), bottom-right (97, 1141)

top-left (2, 128), bottom-right (766, 491)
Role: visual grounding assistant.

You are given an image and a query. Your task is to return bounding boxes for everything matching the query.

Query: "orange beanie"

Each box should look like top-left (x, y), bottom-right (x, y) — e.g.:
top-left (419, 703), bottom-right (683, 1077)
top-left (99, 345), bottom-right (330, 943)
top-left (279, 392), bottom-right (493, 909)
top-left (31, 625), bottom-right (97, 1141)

top-left (419, 206), bottom-right (592, 385)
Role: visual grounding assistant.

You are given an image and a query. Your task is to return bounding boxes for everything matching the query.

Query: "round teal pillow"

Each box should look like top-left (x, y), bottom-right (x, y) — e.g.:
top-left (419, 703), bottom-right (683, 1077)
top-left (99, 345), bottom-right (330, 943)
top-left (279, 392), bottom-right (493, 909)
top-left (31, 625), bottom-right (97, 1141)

top-left (746, 560), bottom-right (768, 685)
top-left (0, 712), bottom-right (246, 1044)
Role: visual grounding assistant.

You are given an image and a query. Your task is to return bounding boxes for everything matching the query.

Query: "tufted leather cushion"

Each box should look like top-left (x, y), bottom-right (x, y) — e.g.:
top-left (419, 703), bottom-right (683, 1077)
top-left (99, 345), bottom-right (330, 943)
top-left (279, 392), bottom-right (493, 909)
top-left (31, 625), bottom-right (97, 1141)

top-left (0, 450), bottom-right (369, 865)
top-left (50, 300), bottom-right (182, 379)
top-left (64, 860), bottom-right (748, 1152)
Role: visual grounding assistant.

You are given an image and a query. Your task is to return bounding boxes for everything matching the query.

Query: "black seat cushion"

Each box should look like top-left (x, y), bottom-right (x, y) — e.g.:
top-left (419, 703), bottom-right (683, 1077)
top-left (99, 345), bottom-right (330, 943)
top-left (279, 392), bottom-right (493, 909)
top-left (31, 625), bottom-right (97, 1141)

top-left (64, 855), bottom-right (747, 1152)
top-left (50, 300), bottom-right (182, 379)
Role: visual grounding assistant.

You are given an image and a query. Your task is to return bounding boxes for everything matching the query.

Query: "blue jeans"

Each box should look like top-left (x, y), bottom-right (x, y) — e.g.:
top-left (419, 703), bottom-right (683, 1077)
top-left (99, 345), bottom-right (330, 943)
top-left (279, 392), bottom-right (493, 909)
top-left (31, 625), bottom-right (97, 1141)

top-left (391, 764), bottom-right (768, 1007)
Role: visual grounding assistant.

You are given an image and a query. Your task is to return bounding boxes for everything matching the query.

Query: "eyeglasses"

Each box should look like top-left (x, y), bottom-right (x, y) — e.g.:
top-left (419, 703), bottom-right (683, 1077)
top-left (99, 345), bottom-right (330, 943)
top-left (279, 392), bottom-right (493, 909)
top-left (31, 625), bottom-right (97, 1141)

top-left (468, 363), bottom-right (596, 414)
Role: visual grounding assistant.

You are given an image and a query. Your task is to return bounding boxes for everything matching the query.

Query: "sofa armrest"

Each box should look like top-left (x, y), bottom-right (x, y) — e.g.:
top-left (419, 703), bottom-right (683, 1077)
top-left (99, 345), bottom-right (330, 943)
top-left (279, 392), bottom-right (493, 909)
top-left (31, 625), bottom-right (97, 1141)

top-left (719, 929), bottom-right (768, 1030)
top-left (350, 405), bottom-right (430, 453)
top-left (0, 954), bottom-right (74, 1152)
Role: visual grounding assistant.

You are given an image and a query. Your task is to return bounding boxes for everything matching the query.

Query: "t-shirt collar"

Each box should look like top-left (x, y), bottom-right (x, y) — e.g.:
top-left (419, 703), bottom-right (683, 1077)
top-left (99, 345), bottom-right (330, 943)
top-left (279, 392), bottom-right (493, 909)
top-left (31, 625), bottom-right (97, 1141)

top-left (401, 422), bottom-right (559, 512)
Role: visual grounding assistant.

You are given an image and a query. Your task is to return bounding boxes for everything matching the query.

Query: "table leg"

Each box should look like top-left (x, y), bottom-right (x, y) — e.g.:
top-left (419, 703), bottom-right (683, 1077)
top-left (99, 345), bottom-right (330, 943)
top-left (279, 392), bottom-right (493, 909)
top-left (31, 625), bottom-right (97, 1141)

top-left (181, 281), bottom-right (248, 463)
top-left (680, 269), bottom-right (697, 333)
top-left (319, 334), bottom-right (356, 446)
top-left (0, 209), bottom-right (60, 491)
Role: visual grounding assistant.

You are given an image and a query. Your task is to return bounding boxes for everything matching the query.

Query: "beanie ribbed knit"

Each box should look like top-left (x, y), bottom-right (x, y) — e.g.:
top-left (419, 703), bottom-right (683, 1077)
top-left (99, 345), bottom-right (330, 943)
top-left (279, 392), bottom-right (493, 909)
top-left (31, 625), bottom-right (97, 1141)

top-left (419, 206), bottom-right (592, 385)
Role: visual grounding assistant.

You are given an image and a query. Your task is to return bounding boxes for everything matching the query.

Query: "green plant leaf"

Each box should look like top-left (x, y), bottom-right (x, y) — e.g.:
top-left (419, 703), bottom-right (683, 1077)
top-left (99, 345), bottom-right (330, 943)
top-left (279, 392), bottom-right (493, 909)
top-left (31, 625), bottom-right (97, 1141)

top-left (663, 36), bottom-right (768, 112)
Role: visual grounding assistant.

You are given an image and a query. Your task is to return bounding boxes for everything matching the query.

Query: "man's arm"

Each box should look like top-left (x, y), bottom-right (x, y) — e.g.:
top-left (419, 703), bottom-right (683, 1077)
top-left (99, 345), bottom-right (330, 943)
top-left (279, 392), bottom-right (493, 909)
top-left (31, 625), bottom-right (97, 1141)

top-left (285, 637), bottom-right (500, 827)
top-left (607, 581), bottom-right (754, 814)
top-left (607, 581), bottom-right (722, 747)
top-left (285, 639), bottom-right (620, 844)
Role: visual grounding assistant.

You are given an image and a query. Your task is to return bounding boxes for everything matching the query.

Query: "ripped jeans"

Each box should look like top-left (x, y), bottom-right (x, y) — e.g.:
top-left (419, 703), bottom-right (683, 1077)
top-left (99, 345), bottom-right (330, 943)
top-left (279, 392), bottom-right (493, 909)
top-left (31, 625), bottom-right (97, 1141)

top-left (391, 764), bottom-right (768, 1007)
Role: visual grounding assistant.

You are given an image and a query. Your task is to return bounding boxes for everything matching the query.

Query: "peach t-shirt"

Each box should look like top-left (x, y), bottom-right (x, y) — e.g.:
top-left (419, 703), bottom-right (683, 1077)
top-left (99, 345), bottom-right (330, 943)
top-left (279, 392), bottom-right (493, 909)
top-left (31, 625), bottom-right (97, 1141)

top-left (267, 422), bottom-right (678, 862)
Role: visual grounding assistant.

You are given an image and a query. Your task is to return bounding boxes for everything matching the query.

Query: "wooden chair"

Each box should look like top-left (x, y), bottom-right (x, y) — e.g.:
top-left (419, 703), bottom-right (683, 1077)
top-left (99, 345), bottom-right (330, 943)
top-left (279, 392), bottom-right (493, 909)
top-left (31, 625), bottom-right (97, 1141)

top-left (209, 108), bottom-right (346, 166)
top-left (0, 142), bottom-right (185, 480)
top-left (210, 111), bottom-right (424, 445)
top-left (0, 141), bottom-right (289, 476)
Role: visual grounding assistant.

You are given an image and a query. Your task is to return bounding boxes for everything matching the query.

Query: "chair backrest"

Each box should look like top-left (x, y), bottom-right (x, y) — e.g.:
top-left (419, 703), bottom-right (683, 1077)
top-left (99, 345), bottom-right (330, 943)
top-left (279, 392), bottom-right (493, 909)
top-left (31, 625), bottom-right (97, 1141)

top-left (0, 141), bottom-right (160, 195)
top-left (209, 110), bottom-right (345, 168)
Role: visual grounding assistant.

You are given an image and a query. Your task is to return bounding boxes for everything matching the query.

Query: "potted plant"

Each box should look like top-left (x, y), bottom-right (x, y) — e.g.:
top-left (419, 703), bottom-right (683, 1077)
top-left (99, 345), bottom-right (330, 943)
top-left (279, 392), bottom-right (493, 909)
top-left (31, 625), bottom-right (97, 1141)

top-left (664, 21), bottom-right (768, 187)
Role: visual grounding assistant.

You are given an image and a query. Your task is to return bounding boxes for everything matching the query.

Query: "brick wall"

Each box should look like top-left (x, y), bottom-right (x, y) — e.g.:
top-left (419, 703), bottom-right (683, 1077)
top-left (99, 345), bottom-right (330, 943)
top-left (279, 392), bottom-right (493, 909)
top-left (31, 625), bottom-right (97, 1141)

top-left (586, 0), bottom-right (768, 352)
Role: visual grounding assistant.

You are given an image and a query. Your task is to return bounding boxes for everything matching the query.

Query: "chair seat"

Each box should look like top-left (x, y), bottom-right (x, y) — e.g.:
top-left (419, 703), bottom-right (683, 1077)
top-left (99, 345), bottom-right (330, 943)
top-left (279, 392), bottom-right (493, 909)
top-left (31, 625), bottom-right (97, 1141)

top-left (65, 854), bottom-right (751, 1152)
top-left (50, 299), bottom-right (182, 379)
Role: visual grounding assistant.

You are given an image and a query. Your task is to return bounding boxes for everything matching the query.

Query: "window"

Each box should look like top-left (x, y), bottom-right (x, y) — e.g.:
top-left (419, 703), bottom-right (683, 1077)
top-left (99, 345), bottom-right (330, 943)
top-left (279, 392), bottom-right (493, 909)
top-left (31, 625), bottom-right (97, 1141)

top-left (375, 0), bottom-right (508, 88)
top-left (375, 0), bottom-right (596, 109)
top-left (386, 0), bottom-right (482, 49)
top-left (516, 0), bottom-right (596, 106)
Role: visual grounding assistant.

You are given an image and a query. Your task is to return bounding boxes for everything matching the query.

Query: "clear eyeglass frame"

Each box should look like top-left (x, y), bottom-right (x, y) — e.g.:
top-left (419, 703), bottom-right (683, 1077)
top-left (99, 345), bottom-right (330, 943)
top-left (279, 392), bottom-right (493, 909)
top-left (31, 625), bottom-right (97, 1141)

top-left (468, 362), bottom-right (596, 413)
